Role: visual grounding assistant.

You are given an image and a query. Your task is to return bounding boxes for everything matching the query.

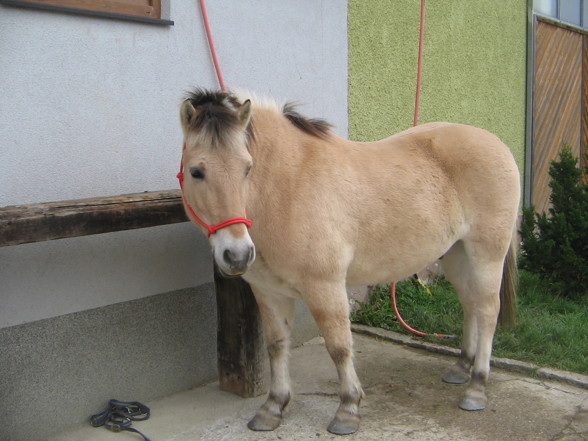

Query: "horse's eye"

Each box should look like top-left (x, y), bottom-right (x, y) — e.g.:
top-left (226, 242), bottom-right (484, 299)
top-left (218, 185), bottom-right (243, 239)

top-left (245, 164), bottom-right (253, 177)
top-left (190, 167), bottom-right (205, 180)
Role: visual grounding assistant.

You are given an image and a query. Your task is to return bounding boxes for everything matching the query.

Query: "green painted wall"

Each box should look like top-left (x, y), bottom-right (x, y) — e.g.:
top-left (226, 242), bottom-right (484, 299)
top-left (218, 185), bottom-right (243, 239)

top-left (348, 0), bottom-right (527, 170)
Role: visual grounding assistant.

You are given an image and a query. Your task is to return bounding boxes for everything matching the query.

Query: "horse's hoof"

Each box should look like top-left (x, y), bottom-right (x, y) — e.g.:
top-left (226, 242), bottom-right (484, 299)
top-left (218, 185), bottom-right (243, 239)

top-left (442, 369), bottom-right (471, 384)
top-left (327, 415), bottom-right (360, 435)
top-left (459, 395), bottom-right (487, 411)
top-left (247, 413), bottom-right (282, 431)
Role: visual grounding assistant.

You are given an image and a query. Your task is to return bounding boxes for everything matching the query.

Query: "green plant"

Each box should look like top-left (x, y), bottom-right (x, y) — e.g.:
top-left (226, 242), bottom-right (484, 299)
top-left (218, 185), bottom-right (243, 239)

top-left (351, 277), bottom-right (462, 348)
top-left (350, 272), bottom-right (588, 374)
top-left (519, 145), bottom-right (588, 299)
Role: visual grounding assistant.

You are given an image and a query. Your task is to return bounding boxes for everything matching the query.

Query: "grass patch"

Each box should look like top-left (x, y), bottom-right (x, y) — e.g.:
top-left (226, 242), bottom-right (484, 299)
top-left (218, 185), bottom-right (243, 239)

top-left (350, 271), bottom-right (588, 374)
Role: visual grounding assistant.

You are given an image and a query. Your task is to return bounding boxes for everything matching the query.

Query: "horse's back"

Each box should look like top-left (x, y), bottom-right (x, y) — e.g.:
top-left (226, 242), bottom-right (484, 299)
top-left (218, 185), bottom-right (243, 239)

top-left (353, 122), bottom-right (519, 212)
top-left (386, 122), bottom-right (516, 168)
top-left (381, 122), bottom-right (520, 208)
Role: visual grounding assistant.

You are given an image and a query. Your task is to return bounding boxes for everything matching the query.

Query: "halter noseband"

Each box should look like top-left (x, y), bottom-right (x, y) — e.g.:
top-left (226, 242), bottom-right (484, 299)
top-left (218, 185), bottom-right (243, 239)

top-left (177, 143), bottom-right (252, 237)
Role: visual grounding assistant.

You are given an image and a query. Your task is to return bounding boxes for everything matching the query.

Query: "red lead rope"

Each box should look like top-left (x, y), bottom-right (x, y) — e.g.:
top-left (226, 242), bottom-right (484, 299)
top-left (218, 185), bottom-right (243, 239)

top-left (389, 0), bottom-right (454, 340)
top-left (178, 3), bottom-right (250, 237)
top-left (177, 144), bottom-right (252, 237)
top-left (199, 0), bottom-right (226, 92)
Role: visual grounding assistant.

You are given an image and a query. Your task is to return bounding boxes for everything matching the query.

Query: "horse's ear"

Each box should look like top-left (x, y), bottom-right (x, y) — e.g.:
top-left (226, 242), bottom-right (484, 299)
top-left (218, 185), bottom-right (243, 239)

top-left (237, 99), bottom-right (252, 126)
top-left (180, 100), bottom-right (197, 132)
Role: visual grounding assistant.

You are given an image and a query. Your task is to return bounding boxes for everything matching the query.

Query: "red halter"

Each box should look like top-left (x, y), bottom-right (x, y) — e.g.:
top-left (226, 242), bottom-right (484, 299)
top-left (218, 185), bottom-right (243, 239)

top-left (177, 143), bottom-right (252, 237)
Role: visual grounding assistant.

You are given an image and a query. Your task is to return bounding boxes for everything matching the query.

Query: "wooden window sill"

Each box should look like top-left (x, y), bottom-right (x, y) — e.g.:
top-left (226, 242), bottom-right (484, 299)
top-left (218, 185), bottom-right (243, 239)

top-left (0, 0), bottom-right (174, 26)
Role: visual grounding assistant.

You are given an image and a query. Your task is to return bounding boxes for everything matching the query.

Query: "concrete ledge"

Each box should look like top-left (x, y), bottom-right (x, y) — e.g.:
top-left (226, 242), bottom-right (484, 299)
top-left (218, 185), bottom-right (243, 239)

top-left (49, 332), bottom-right (588, 441)
top-left (351, 324), bottom-right (588, 390)
top-left (1, 284), bottom-right (218, 441)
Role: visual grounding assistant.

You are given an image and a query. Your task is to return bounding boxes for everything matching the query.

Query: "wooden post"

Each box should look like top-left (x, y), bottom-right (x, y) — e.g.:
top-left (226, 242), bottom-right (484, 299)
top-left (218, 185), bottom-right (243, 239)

top-left (214, 265), bottom-right (267, 397)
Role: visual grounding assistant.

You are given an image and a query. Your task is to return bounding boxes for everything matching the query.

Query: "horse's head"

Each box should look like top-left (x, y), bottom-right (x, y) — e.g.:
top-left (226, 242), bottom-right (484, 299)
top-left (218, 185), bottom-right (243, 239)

top-left (179, 89), bottom-right (255, 277)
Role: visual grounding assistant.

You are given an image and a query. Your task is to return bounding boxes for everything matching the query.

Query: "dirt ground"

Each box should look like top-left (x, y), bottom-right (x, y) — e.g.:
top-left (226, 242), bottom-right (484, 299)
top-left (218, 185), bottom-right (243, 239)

top-left (52, 329), bottom-right (588, 441)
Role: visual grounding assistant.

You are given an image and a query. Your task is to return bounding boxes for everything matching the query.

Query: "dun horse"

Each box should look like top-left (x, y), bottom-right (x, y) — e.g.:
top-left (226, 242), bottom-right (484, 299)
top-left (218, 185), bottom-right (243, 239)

top-left (178, 88), bottom-right (520, 435)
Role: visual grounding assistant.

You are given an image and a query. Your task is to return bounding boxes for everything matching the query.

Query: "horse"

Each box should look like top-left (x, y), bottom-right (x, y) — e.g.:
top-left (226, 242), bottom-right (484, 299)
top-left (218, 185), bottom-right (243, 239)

top-left (177, 88), bottom-right (520, 435)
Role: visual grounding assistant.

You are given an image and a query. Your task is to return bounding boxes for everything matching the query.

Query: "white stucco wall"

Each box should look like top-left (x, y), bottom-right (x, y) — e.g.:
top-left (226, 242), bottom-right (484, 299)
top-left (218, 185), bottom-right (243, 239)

top-left (0, 1), bottom-right (348, 328)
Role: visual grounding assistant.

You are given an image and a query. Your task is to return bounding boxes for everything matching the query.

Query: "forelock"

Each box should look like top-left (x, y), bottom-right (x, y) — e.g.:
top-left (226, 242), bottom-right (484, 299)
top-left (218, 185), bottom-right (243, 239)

top-left (185, 88), bottom-right (245, 146)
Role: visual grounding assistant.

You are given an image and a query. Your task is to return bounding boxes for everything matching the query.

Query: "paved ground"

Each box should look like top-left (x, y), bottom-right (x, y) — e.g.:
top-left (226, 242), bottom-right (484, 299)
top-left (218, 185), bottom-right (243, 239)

top-left (51, 328), bottom-right (588, 441)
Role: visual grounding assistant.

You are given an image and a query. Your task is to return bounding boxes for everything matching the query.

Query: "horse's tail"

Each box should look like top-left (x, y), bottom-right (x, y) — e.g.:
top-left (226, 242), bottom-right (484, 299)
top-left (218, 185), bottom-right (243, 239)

top-left (499, 229), bottom-right (518, 328)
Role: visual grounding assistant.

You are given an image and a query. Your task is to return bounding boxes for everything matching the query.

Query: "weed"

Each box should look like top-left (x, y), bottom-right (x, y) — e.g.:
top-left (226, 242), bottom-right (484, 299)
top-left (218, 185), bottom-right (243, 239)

top-left (350, 271), bottom-right (588, 374)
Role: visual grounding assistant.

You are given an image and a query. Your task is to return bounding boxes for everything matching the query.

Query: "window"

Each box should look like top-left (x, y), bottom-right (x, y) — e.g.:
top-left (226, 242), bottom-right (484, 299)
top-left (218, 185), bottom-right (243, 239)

top-left (534, 0), bottom-right (588, 30)
top-left (0, 0), bottom-right (172, 25)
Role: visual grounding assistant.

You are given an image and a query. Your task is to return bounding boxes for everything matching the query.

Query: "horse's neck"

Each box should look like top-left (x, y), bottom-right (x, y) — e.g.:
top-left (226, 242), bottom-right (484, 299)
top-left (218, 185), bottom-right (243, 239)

top-left (250, 111), bottom-right (307, 169)
top-left (250, 109), bottom-right (351, 163)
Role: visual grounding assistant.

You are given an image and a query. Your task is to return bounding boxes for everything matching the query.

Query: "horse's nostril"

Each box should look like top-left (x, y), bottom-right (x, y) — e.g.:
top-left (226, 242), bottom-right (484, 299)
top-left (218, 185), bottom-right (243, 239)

top-left (223, 249), bottom-right (235, 266)
top-left (222, 246), bottom-right (254, 272)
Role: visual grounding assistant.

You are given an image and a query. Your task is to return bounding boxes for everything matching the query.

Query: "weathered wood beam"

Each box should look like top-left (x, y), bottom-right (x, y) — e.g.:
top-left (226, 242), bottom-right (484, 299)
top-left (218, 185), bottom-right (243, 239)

top-left (0, 190), bottom-right (188, 247)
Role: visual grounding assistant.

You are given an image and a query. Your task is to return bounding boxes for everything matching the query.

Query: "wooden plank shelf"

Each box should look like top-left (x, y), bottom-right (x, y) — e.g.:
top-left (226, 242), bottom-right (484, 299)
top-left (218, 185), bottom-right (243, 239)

top-left (0, 190), bottom-right (187, 247)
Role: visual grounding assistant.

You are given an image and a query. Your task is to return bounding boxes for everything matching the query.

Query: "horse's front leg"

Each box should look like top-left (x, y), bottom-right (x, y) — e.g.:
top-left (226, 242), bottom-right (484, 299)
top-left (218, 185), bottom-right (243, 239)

top-left (303, 281), bottom-right (364, 435)
top-left (247, 287), bottom-right (295, 431)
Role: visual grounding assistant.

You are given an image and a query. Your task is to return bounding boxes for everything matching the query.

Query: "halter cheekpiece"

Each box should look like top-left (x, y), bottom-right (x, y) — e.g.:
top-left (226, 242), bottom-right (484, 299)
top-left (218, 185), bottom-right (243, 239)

top-left (177, 143), bottom-right (252, 237)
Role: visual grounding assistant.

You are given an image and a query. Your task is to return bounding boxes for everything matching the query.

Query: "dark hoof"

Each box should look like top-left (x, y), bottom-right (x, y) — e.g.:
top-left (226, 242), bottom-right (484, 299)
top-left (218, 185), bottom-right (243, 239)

top-left (442, 369), bottom-right (470, 385)
top-left (247, 412), bottom-right (282, 431)
top-left (327, 415), bottom-right (360, 435)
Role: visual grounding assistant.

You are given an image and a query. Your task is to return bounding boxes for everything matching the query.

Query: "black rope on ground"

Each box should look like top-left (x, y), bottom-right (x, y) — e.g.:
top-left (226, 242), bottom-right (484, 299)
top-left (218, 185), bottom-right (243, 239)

top-left (90, 399), bottom-right (152, 441)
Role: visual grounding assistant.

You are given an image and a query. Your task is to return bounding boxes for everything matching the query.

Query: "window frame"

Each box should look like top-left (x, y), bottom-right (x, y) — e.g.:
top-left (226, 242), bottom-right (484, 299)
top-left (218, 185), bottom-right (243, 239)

top-left (0, 0), bottom-right (173, 26)
top-left (533, 0), bottom-right (588, 31)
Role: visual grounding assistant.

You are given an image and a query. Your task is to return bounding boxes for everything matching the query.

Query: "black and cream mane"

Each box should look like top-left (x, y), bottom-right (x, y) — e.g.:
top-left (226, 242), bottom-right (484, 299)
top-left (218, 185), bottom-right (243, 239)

top-left (184, 88), bottom-right (332, 145)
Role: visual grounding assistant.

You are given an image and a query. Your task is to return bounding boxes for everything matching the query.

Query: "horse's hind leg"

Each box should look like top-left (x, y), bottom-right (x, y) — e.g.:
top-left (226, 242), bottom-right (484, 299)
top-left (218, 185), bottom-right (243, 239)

top-left (302, 281), bottom-right (364, 435)
top-left (441, 241), bottom-right (503, 411)
top-left (247, 286), bottom-right (296, 431)
top-left (441, 242), bottom-right (477, 385)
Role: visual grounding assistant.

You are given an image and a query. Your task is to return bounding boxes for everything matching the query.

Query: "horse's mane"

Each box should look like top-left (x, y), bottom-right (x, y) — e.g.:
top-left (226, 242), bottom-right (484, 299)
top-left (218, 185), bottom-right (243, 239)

top-left (185, 88), bottom-right (332, 142)
top-left (282, 103), bottom-right (333, 139)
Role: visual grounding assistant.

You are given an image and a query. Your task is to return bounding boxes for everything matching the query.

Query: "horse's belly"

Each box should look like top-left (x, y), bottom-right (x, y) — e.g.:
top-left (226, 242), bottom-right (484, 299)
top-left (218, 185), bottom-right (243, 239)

top-left (345, 239), bottom-right (452, 285)
top-left (346, 261), bottom-right (423, 286)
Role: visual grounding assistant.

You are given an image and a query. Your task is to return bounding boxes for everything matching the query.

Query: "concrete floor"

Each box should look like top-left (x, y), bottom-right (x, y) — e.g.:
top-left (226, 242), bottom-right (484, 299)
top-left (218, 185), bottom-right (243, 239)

top-left (51, 329), bottom-right (588, 441)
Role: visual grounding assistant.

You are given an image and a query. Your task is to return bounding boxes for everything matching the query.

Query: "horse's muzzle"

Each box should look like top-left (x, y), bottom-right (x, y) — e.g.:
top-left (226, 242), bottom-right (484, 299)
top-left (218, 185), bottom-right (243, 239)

top-left (212, 229), bottom-right (256, 277)
top-left (220, 246), bottom-right (255, 276)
